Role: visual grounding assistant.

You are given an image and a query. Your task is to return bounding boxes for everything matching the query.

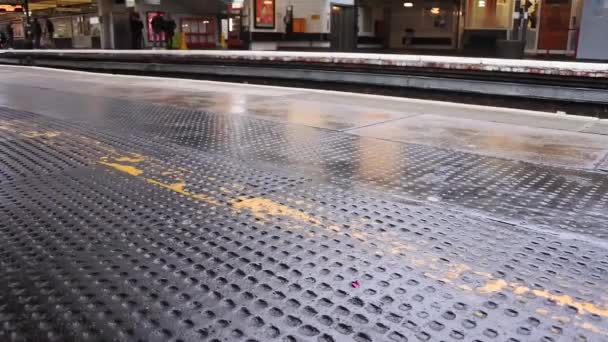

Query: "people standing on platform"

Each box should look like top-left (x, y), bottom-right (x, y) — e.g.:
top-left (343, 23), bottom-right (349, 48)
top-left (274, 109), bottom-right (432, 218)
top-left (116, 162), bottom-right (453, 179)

top-left (163, 14), bottom-right (176, 49)
top-left (5, 24), bottom-right (13, 49)
top-left (45, 18), bottom-right (55, 48)
top-left (32, 18), bottom-right (42, 49)
top-left (130, 12), bottom-right (144, 49)
top-left (151, 13), bottom-right (165, 48)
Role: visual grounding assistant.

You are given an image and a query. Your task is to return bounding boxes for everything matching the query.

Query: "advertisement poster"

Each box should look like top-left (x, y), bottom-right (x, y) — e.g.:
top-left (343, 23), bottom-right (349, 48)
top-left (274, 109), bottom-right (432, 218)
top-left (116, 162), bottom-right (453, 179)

top-left (255, 0), bottom-right (275, 29)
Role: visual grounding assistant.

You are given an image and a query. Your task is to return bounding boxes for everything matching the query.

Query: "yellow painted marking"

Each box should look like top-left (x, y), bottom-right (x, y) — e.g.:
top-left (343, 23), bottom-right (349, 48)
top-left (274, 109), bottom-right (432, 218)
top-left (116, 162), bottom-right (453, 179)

top-left (94, 153), bottom-right (608, 323)
top-left (458, 284), bottom-right (473, 292)
top-left (97, 161), bottom-right (144, 176)
top-left (231, 196), bottom-right (321, 224)
top-left (480, 283), bottom-right (608, 317)
top-left (514, 286), bottom-right (529, 295)
top-left (578, 322), bottom-right (608, 335)
top-left (477, 279), bottom-right (508, 294)
top-left (526, 288), bottom-right (608, 317)
top-left (114, 153), bottom-right (145, 163)
top-left (21, 131), bottom-right (60, 138)
top-left (146, 179), bottom-right (219, 206)
top-left (445, 264), bottom-right (471, 281)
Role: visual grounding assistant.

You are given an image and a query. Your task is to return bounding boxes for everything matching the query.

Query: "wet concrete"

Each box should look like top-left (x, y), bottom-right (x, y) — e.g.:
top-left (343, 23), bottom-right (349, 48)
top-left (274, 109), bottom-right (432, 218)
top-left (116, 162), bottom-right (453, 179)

top-left (0, 66), bottom-right (605, 169)
top-left (349, 114), bottom-right (608, 169)
top-left (1, 65), bottom-right (608, 342)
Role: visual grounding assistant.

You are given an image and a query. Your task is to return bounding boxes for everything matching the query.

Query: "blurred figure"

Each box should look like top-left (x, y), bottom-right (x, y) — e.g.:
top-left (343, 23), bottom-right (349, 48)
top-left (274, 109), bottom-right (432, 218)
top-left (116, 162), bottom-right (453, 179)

top-left (5, 23), bottom-right (13, 49)
top-left (130, 12), bottom-right (144, 49)
top-left (45, 18), bottom-right (55, 48)
top-left (0, 30), bottom-right (6, 49)
top-left (32, 18), bottom-right (42, 49)
top-left (163, 14), bottom-right (176, 49)
top-left (151, 13), bottom-right (165, 48)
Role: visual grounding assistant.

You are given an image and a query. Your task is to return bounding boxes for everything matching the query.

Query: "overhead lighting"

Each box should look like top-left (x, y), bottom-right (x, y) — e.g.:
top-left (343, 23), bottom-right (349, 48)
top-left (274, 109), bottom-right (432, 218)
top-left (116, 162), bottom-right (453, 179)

top-left (403, 2), bottom-right (413, 7)
top-left (0, 4), bottom-right (21, 11)
top-left (478, 0), bottom-right (486, 7)
top-left (263, 0), bottom-right (272, 4)
top-left (430, 7), bottom-right (440, 14)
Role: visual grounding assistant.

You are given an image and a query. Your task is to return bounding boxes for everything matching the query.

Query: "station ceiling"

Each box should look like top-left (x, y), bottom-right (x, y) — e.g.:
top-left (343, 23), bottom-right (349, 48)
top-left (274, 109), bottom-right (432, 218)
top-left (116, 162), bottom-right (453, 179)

top-left (0, 0), bottom-right (92, 12)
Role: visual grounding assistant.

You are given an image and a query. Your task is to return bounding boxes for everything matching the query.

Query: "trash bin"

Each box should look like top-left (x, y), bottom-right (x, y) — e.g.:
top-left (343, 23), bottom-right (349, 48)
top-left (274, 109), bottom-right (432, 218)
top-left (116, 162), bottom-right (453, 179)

top-left (496, 39), bottom-right (525, 59)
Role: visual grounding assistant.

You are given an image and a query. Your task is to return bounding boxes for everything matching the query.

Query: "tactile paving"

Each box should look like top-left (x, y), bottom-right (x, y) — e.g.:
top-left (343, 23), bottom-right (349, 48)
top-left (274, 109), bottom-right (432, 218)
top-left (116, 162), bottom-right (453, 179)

top-left (0, 96), bottom-right (607, 342)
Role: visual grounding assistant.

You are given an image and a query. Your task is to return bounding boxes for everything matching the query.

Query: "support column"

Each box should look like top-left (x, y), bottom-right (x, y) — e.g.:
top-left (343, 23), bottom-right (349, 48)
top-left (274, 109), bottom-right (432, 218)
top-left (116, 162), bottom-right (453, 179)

top-left (98, 0), bottom-right (132, 49)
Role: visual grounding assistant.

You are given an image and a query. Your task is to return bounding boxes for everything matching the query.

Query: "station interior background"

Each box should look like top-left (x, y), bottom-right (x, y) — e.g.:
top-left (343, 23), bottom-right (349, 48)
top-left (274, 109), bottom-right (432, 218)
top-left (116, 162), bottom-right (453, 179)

top-left (0, 0), bottom-right (606, 59)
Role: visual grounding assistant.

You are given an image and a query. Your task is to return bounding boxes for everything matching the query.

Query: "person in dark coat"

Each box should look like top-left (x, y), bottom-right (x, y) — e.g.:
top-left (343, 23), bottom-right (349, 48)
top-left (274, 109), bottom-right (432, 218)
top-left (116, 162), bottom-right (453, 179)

top-left (45, 19), bottom-right (54, 39)
top-left (150, 13), bottom-right (165, 48)
top-left (130, 12), bottom-right (144, 49)
top-left (163, 14), bottom-right (176, 49)
top-left (32, 18), bottom-right (42, 49)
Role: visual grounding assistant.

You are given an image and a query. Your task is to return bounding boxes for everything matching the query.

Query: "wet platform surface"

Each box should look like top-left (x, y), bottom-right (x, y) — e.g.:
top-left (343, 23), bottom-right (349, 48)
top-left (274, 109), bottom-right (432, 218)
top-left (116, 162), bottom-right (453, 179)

top-left (0, 66), bottom-right (607, 342)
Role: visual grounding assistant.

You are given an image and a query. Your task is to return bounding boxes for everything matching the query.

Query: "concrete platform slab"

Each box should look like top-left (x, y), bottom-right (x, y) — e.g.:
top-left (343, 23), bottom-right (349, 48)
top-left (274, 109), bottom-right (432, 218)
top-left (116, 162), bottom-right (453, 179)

top-left (349, 114), bottom-right (608, 168)
top-left (583, 120), bottom-right (608, 135)
top-left (1, 66), bottom-right (608, 342)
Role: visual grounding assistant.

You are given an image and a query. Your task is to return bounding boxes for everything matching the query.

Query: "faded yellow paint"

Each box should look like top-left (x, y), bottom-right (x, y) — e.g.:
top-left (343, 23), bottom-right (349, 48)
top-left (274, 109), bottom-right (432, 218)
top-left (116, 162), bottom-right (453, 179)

top-left (481, 282), bottom-right (608, 317)
top-left (536, 308), bottom-right (549, 316)
top-left (114, 153), bottom-right (145, 163)
top-left (477, 279), bottom-right (508, 294)
top-left (552, 316), bottom-right (571, 324)
top-left (578, 322), bottom-right (608, 335)
top-left (527, 288), bottom-right (608, 317)
top-left (94, 152), bottom-right (608, 324)
top-left (98, 161), bottom-right (144, 176)
top-left (458, 284), bottom-right (473, 292)
top-left (513, 286), bottom-right (529, 295)
top-left (21, 131), bottom-right (60, 138)
top-left (446, 264), bottom-right (471, 281)
top-left (231, 196), bottom-right (321, 224)
top-left (146, 178), bottom-right (219, 206)
top-left (0, 124), bottom-right (17, 133)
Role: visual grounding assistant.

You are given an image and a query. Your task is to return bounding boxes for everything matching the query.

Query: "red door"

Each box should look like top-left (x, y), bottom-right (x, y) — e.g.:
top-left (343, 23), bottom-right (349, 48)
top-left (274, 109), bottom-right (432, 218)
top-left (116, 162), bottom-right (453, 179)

top-left (538, 0), bottom-right (571, 50)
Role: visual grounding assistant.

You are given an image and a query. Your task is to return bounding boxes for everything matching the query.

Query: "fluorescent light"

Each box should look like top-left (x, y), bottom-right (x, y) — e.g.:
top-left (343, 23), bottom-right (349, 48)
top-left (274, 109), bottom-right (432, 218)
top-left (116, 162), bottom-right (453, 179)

top-left (403, 2), bottom-right (413, 7)
top-left (478, 0), bottom-right (486, 7)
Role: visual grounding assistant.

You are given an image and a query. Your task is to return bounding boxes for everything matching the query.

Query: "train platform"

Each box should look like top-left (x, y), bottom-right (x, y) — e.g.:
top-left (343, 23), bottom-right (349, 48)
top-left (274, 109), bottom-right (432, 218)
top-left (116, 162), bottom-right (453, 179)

top-left (0, 65), bottom-right (607, 342)
top-left (1, 50), bottom-right (607, 117)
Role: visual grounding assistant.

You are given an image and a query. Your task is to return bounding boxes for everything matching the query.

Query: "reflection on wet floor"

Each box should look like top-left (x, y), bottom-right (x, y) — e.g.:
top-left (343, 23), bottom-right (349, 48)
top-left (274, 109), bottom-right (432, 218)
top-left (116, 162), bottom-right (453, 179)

top-left (349, 114), bottom-right (608, 169)
top-left (1, 66), bottom-right (608, 342)
top-left (0, 66), bottom-right (606, 171)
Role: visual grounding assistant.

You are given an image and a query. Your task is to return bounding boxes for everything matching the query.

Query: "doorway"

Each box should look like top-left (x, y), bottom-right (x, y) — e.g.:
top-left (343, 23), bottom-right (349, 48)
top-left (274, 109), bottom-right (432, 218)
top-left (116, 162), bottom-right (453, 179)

top-left (330, 4), bottom-right (355, 52)
top-left (538, 0), bottom-right (571, 50)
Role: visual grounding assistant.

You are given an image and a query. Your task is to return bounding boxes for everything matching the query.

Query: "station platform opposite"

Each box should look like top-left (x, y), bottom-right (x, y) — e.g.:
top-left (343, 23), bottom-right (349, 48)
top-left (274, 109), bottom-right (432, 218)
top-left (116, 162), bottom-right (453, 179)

top-left (0, 50), bottom-right (607, 117)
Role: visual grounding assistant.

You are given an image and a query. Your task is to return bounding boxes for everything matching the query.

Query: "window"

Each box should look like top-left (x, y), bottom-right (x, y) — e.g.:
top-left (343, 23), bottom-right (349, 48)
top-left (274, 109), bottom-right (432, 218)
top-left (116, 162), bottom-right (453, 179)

top-left (466, 0), bottom-right (513, 29)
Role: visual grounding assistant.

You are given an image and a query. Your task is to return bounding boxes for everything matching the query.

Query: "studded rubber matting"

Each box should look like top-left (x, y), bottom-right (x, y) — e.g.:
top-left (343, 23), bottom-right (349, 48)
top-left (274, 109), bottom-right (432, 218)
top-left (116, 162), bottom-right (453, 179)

top-left (1, 96), bottom-right (607, 342)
